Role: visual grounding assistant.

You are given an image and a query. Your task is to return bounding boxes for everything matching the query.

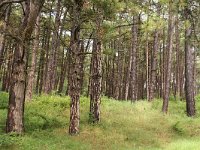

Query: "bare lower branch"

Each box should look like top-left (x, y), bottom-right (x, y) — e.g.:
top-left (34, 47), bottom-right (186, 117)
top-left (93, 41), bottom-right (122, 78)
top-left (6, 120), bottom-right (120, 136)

top-left (0, 0), bottom-right (25, 8)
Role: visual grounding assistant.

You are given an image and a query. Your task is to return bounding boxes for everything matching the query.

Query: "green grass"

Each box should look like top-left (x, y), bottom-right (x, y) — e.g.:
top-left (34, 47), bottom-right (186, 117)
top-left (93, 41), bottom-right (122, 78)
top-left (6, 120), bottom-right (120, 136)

top-left (1, 92), bottom-right (200, 150)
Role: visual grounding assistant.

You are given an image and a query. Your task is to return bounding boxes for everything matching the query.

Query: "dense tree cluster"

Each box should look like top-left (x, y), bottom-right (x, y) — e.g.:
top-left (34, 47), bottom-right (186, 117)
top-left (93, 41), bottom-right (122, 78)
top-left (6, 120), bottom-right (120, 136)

top-left (0, 0), bottom-right (199, 135)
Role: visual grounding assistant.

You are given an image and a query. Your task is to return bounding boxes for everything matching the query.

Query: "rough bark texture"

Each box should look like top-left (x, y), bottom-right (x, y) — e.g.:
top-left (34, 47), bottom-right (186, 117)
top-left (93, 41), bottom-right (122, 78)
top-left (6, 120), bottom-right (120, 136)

top-left (0, 5), bottom-right (10, 73)
top-left (58, 49), bottom-right (68, 93)
top-left (149, 29), bottom-right (159, 101)
top-left (114, 29), bottom-right (124, 100)
top-left (6, 0), bottom-right (44, 134)
top-left (185, 8), bottom-right (195, 117)
top-left (57, 11), bottom-right (68, 94)
top-left (44, 0), bottom-right (61, 93)
top-left (162, 1), bottom-right (175, 113)
top-left (130, 16), bottom-right (138, 101)
top-left (1, 42), bottom-right (13, 92)
top-left (89, 37), bottom-right (102, 123)
top-left (68, 0), bottom-right (83, 135)
top-left (25, 16), bottom-right (40, 101)
top-left (124, 48), bottom-right (132, 100)
top-left (35, 27), bottom-right (46, 94)
top-left (175, 13), bottom-right (181, 100)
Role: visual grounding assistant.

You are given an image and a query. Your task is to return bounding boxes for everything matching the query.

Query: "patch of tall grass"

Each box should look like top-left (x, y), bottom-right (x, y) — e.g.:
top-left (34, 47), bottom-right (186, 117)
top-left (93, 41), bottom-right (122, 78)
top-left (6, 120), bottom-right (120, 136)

top-left (0, 92), bottom-right (200, 150)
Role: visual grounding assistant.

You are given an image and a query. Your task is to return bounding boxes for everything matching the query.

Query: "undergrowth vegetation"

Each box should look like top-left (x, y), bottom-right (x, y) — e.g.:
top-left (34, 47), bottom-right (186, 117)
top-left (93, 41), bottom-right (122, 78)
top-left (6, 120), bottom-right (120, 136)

top-left (1, 92), bottom-right (200, 150)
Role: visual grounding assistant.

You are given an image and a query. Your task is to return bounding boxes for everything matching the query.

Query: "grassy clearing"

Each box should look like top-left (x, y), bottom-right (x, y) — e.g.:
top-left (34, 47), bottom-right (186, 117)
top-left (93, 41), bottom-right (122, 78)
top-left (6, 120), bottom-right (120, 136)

top-left (0, 92), bottom-right (200, 150)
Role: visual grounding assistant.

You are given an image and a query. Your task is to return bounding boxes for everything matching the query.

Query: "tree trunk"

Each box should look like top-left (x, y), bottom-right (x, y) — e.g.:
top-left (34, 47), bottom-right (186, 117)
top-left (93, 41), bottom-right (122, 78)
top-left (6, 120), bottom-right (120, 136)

top-left (6, 0), bottom-right (44, 134)
top-left (130, 15), bottom-right (138, 101)
top-left (124, 49), bottom-right (132, 100)
top-left (185, 7), bottom-right (195, 117)
top-left (89, 36), bottom-right (102, 123)
top-left (149, 29), bottom-right (159, 101)
top-left (2, 42), bottom-right (13, 92)
top-left (89, 9), bottom-right (102, 122)
top-left (44, 0), bottom-right (61, 94)
top-left (25, 16), bottom-right (40, 101)
top-left (114, 28), bottom-right (124, 100)
top-left (174, 13), bottom-right (181, 100)
top-left (0, 5), bottom-right (10, 71)
top-left (68, 0), bottom-right (84, 135)
top-left (58, 47), bottom-right (67, 94)
top-left (162, 1), bottom-right (175, 113)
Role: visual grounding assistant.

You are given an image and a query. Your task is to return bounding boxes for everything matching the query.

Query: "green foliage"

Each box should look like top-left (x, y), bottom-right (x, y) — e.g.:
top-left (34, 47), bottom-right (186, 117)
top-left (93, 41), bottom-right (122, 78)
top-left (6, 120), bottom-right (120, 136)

top-left (1, 94), bottom-right (200, 149)
top-left (0, 92), bottom-right (8, 109)
top-left (0, 134), bottom-right (20, 149)
top-left (103, 48), bottom-right (115, 56)
top-left (172, 121), bottom-right (186, 135)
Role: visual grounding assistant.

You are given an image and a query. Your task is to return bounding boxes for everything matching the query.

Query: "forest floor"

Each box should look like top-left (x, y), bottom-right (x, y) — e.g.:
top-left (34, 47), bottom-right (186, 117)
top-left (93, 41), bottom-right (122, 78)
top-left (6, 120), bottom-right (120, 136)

top-left (1, 92), bottom-right (200, 150)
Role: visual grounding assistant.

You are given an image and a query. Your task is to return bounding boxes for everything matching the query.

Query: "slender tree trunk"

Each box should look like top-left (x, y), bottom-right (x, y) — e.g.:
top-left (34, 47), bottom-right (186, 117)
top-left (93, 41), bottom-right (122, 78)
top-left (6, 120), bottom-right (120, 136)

top-left (146, 28), bottom-right (149, 100)
top-left (124, 49), bottom-right (132, 100)
top-left (89, 37), bottom-right (102, 123)
top-left (0, 5), bottom-right (10, 78)
top-left (35, 27), bottom-right (46, 94)
top-left (149, 29), bottom-right (160, 101)
top-left (162, 1), bottom-right (175, 113)
top-left (58, 47), bottom-right (67, 93)
top-left (25, 16), bottom-right (40, 101)
top-left (57, 11), bottom-right (68, 94)
top-left (174, 14), bottom-right (180, 99)
top-left (185, 7), bottom-right (195, 116)
top-left (130, 15), bottom-right (138, 101)
top-left (2, 42), bottom-right (13, 92)
top-left (80, 41), bottom-right (85, 94)
top-left (44, 0), bottom-right (61, 93)
top-left (89, 9), bottom-right (102, 122)
top-left (114, 28), bottom-right (124, 100)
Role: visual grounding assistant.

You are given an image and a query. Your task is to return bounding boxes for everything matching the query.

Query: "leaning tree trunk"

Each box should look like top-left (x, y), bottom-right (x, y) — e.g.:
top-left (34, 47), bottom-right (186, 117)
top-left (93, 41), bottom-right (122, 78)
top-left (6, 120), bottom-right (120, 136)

top-left (162, 1), bottom-right (175, 113)
top-left (184, 7), bottom-right (195, 117)
top-left (6, 0), bottom-right (44, 134)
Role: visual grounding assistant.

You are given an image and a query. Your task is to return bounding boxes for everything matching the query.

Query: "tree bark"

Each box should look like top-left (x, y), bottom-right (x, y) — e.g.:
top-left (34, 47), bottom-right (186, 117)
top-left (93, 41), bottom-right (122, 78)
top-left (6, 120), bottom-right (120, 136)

top-left (68, 0), bottom-right (84, 135)
top-left (149, 29), bottom-right (160, 101)
top-left (6, 0), bottom-right (44, 134)
top-left (44, 0), bottom-right (61, 93)
top-left (162, 1), bottom-right (175, 113)
top-left (89, 37), bottom-right (102, 123)
top-left (185, 7), bottom-right (195, 117)
top-left (0, 5), bottom-right (10, 74)
top-left (130, 15), bottom-right (138, 101)
top-left (25, 16), bottom-right (40, 101)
